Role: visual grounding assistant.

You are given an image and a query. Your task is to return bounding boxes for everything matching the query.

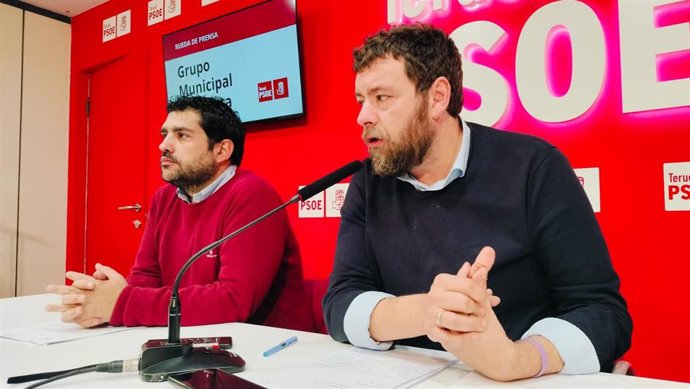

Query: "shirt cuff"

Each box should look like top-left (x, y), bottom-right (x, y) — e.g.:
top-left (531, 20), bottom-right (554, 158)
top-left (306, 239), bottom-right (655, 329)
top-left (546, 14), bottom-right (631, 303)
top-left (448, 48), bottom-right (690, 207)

top-left (343, 291), bottom-right (395, 350)
top-left (522, 317), bottom-right (600, 374)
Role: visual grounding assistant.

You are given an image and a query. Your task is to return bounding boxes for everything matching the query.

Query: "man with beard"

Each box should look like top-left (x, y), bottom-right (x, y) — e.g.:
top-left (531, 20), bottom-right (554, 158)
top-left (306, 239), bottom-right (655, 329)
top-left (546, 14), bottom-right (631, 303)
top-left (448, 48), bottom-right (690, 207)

top-left (45, 96), bottom-right (314, 332)
top-left (322, 24), bottom-right (631, 381)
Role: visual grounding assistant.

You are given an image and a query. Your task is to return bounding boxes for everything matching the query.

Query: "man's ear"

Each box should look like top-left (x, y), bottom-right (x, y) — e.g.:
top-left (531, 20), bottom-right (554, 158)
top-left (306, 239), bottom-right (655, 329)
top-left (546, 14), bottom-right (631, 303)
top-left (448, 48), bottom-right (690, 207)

top-left (428, 76), bottom-right (451, 120)
top-left (215, 139), bottom-right (234, 164)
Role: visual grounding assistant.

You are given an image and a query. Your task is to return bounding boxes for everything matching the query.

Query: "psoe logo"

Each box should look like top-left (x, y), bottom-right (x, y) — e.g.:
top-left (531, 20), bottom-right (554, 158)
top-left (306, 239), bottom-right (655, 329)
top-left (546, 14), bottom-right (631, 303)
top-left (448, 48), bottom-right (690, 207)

top-left (298, 186), bottom-right (324, 218)
top-left (326, 183), bottom-right (349, 217)
top-left (165, 0), bottom-right (181, 20)
top-left (664, 162), bottom-right (690, 211)
top-left (273, 77), bottom-right (289, 100)
top-left (257, 81), bottom-right (273, 102)
top-left (102, 16), bottom-right (116, 42)
top-left (148, 0), bottom-right (164, 26)
top-left (116, 10), bottom-right (131, 37)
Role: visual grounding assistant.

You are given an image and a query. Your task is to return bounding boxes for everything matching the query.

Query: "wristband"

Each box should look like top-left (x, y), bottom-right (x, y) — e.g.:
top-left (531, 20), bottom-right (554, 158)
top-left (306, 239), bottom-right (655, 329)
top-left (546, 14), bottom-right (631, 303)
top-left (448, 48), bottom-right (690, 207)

top-left (523, 337), bottom-right (548, 378)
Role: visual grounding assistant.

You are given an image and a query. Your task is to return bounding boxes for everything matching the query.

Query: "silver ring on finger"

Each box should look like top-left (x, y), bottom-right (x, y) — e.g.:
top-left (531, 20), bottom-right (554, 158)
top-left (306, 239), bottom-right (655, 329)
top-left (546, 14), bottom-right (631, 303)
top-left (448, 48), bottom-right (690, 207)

top-left (436, 310), bottom-right (445, 328)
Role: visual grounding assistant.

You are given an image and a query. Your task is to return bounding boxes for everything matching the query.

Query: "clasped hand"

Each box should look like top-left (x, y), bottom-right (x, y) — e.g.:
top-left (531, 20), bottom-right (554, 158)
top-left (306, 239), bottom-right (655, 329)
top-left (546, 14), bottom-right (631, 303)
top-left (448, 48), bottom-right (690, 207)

top-left (423, 247), bottom-right (522, 381)
top-left (45, 263), bottom-right (127, 328)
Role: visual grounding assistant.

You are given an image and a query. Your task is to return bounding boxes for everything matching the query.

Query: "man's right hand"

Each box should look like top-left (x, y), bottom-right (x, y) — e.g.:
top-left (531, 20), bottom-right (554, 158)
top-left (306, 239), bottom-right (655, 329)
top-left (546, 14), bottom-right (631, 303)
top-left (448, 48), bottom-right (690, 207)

top-left (369, 247), bottom-right (500, 343)
top-left (45, 270), bottom-right (100, 328)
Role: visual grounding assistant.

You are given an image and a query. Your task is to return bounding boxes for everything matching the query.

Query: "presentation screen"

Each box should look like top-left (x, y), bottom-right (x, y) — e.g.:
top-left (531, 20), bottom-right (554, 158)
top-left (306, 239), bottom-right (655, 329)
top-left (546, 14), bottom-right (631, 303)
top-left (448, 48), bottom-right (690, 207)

top-left (162, 0), bottom-right (303, 123)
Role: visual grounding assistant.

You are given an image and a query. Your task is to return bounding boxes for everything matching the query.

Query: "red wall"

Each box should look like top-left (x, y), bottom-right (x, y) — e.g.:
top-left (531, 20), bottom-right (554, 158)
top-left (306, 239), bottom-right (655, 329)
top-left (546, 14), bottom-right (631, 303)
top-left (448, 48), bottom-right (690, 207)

top-left (66, 0), bottom-right (690, 383)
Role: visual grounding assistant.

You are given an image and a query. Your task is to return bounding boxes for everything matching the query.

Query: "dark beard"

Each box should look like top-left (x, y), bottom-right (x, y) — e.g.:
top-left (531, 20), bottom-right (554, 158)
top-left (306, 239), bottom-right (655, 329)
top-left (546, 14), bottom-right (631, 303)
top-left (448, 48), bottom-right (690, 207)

top-left (163, 151), bottom-right (217, 194)
top-left (371, 99), bottom-right (433, 177)
top-left (168, 168), bottom-right (216, 194)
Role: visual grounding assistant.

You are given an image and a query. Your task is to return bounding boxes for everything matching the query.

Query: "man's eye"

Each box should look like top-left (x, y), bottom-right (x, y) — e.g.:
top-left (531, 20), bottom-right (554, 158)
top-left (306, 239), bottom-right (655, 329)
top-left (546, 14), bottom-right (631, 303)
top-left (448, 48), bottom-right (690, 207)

top-left (376, 95), bottom-right (389, 102)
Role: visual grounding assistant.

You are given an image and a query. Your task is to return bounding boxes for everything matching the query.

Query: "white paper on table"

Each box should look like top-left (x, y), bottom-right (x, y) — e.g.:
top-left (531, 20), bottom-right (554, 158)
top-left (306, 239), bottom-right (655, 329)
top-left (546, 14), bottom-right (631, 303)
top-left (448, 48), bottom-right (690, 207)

top-left (242, 346), bottom-right (457, 389)
top-left (393, 359), bottom-right (459, 389)
top-left (0, 322), bottom-right (132, 345)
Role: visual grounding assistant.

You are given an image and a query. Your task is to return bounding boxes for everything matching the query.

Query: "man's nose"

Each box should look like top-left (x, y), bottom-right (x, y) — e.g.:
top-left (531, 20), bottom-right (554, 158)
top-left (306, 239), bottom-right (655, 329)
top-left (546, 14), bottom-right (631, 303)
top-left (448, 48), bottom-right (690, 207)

top-left (356, 101), bottom-right (376, 128)
top-left (159, 135), bottom-right (172, 153)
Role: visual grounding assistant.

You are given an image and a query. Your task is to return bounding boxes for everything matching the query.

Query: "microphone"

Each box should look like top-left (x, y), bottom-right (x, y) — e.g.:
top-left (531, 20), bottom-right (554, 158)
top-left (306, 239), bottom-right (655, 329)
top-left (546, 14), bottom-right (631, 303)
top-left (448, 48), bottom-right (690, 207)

top-left (139, 160), bottom-right (363, 381)
top-left (297, 160), bottom-right (363, 200)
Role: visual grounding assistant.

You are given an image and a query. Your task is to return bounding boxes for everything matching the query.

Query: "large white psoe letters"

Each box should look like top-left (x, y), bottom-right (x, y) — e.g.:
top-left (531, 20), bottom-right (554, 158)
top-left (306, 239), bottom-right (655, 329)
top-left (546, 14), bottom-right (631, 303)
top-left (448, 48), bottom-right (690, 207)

top-left (515, 1), bottom-right (605, 123)
top-left (388, 0), bottom-right (690, 126)
top-left (619, 0), bottom-right (690, 113)
top-left (450, 22), bottom-right (510, 126)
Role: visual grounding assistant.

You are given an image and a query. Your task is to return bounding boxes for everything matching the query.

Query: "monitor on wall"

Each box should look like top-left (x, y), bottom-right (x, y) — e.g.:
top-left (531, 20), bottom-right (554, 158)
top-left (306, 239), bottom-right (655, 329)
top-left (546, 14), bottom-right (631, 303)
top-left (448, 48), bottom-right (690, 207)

top-left (162, 0), bottom-right (304, 124)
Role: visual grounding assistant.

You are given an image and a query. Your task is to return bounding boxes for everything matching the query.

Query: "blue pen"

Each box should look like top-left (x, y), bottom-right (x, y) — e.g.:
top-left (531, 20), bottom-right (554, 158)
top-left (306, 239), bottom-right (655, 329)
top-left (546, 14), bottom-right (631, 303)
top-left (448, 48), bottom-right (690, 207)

top-left (263, 335), bottom-right (298, 357)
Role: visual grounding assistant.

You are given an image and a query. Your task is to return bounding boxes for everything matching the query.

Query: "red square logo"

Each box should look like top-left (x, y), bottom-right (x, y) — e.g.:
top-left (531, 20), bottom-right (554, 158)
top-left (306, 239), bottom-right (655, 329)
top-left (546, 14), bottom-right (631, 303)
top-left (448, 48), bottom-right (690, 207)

top-left (272, 77), bottom-right (289, 100)
top-left (257, 81), bottom-right (273, 102)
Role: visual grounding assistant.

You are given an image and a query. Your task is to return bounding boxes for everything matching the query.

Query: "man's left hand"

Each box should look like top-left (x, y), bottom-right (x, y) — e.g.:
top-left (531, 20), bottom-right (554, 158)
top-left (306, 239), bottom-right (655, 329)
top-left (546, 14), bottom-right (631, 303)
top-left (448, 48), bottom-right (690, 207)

top-left (45, 263), bottom-right (126, 328)
top-left (437, 300), bottom-right (520, 380)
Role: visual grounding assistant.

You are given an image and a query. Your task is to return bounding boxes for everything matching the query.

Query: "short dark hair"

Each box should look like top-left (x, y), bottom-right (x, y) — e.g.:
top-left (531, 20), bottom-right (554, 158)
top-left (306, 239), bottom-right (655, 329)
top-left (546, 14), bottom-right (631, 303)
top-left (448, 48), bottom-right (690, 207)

top-left (167, 95), bottom-right (246, 166)
top-left (353, 23), bottom-right (464, 117)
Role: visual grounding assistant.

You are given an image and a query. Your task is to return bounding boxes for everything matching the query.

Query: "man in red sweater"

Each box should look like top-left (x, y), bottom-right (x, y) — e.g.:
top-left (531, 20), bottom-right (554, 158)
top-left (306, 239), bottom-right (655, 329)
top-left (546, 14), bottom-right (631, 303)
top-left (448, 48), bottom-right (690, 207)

top-left (46, 96), bottom-right (314, 332)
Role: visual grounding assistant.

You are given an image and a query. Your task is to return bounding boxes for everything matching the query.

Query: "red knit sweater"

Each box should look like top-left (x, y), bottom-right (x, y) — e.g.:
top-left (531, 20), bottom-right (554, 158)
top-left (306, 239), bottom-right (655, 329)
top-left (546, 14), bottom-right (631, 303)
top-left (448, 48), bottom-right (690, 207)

top-left (109, 169), bottom-right (314, 332)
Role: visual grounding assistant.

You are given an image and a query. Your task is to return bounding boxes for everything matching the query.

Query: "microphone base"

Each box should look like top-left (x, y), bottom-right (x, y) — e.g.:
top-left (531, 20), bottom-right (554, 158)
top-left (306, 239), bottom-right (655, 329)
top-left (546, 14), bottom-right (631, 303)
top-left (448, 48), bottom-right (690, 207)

top-left (139, 339), bottom-right (245, 382)
top-left (139, 338), bottom-right (193, 382)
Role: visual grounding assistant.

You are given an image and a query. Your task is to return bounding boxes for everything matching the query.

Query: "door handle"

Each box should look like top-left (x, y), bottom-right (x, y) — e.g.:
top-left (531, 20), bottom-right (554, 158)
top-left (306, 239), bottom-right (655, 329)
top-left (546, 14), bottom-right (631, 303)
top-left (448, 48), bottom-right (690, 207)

top-left (117, 203), bottom-right (142, 212)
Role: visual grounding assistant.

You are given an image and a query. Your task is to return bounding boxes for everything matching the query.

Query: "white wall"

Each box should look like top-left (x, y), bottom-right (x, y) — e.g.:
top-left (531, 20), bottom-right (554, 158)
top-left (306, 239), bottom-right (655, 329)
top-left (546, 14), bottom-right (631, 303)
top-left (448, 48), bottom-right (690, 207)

top-left (0, 4), bottom-right (70, 297)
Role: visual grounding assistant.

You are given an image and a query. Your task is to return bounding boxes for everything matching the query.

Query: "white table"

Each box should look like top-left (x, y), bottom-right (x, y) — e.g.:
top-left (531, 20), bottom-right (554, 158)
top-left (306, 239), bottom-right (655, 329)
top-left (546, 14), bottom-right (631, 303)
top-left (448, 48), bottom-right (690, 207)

top-left (1, 294), bottom-right (686, 388)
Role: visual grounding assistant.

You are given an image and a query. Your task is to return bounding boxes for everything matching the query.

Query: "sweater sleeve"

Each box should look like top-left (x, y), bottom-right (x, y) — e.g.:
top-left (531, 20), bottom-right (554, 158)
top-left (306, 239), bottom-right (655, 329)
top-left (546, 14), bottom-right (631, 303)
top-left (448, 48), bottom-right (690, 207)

top-left (323, 168), bottom-right (381, 343)
top-left (526, 147), bottom-right (632, 371)
top-left (110, 178), bottom-right (290, 327)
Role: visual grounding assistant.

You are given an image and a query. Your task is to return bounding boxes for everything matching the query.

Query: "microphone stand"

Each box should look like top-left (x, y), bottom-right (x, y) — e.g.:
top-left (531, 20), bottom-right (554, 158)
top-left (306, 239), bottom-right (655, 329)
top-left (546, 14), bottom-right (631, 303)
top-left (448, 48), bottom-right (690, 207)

top-left (138, 195), bottom-right (300, 382)
top-left (138, 160), bottom-right (362, 382)
top-left (168, 194), bottom-right (300, 343)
